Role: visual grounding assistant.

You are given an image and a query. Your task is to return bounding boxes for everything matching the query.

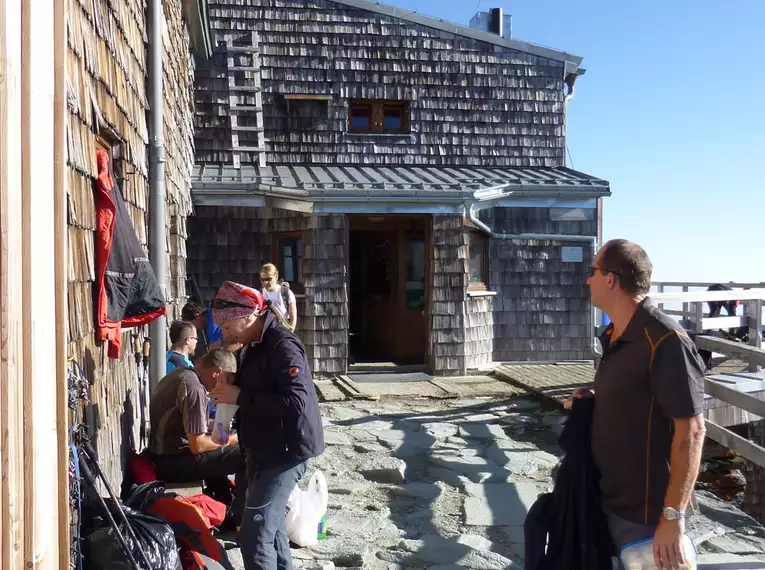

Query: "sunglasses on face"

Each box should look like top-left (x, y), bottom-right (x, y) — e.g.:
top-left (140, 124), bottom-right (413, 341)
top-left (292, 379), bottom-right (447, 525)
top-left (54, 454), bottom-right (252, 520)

top-left (260, 277), bottom-right (273, 283)
top-left (589, 266), bottom-right (622, 278)
top-left (211, 299), bottom-right (256, 310)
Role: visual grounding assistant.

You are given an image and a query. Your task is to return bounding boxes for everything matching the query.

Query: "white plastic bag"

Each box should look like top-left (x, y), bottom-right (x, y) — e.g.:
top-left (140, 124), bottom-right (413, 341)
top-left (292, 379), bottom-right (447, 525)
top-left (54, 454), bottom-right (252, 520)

top-left (284, 469), bottom-right (328, 547)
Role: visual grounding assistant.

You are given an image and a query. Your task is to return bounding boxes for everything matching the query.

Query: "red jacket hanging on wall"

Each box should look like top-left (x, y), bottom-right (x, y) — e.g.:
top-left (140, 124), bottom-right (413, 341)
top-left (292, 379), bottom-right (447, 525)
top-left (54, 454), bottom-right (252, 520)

top-left (95, 149), bottom-right (166, 358)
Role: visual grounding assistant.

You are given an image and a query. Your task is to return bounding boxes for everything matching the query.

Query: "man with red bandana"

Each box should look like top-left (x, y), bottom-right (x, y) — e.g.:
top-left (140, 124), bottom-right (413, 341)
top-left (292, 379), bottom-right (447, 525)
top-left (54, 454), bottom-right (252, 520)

top-left (209, 281), bottom-right (324, 570)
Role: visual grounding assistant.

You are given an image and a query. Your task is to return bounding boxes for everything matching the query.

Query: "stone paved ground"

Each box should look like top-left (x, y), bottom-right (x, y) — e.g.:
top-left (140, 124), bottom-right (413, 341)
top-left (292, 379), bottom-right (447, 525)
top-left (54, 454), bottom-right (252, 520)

top-left (223, 389), bottom-right (765, 570)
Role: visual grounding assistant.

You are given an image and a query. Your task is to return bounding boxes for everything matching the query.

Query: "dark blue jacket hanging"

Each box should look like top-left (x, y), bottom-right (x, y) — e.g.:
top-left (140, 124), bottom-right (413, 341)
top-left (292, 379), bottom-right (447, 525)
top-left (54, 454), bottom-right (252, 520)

top-left (524, 397), bottom-right (613, 570)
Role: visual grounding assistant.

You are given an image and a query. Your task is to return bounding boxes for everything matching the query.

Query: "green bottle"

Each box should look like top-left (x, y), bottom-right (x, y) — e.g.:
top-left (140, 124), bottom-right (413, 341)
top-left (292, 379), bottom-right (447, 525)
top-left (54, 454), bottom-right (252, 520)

top-left (317, 513), bottom-right (327, 540)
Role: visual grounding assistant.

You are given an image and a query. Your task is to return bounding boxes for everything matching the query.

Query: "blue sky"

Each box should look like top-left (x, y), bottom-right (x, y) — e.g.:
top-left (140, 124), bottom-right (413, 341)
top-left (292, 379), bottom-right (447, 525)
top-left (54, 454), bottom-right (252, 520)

top-left (383, 0), bottom-right (765, 283)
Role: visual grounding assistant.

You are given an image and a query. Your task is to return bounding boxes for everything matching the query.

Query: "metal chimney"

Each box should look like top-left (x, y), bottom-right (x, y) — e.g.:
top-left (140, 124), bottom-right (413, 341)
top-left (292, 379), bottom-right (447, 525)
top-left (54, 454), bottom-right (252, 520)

top-left (469, 8), bottom-right (512, 38)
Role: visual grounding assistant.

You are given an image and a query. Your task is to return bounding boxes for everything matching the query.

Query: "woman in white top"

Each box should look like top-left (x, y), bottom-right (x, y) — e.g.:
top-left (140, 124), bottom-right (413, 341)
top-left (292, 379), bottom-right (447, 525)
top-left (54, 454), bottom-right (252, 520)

top-left (260, 263), bottom-right (298, 332)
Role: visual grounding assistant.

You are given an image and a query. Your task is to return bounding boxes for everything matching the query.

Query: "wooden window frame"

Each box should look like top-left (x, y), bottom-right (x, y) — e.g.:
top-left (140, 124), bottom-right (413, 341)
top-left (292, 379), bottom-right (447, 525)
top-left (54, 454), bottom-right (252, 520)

top-left (467, 231), bottom-right (489, 292)
top-left (271, 231), bottom-right (305, 294)
top-left (348, 99), bottom-right (410, 134)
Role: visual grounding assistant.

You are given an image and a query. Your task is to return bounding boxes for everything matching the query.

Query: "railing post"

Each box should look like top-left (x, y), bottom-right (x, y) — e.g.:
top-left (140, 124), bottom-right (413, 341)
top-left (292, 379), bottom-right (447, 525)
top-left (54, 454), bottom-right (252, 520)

top-left (694, 302), bottom-right (704, 332)
top-left (682, 285), bottom-right (689, 321)
top-left (748, 298), bottom-right (763, 373)
top-left (657, 283), bottom-right (664, 310)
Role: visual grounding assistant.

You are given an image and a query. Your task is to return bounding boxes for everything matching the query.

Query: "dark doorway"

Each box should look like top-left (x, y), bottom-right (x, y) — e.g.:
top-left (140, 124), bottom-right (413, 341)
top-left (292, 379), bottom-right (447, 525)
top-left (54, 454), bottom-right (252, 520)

top-left (348, 215), bottom-right (429, 366)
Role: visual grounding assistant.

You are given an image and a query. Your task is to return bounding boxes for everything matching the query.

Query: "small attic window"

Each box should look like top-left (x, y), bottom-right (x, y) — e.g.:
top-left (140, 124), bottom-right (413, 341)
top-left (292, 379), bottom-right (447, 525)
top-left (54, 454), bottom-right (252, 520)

top-left (283, 94), bottom-right (330, 132)
top-left (348, 100), bottom-right (410, 134)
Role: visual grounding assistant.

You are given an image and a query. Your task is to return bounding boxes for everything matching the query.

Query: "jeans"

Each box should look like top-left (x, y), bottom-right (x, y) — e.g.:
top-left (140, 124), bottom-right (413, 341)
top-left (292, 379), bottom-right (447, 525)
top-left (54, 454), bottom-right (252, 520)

top-left (152, 445), bottom-right (246, 520)
top-left (240, 454), bottom-right (307, 570)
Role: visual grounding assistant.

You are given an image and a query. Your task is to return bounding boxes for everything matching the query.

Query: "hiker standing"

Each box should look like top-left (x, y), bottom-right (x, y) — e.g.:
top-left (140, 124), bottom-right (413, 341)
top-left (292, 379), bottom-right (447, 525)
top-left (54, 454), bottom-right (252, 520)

top-left (260, 263), bottom-right (298, 332)
top-left (209, 280), bottom-right (324, 570)
top-left (573, 239), bottom-right (706, 569)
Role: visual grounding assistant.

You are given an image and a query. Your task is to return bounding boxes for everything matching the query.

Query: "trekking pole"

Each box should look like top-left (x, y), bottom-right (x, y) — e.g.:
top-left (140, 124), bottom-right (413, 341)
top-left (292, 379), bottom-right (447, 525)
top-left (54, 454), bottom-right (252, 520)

top-left (264, 299), bottom-right (292, 330)
top-left (78, 454), bottom-right (144, 570)
top-left (80, 442), bottom-right (153, 570)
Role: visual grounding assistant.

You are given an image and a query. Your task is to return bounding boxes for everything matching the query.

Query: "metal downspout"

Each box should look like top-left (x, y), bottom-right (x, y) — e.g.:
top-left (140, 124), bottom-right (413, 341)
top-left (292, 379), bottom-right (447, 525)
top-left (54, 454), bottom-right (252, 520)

top-left (465, 202), bottom-right (594, 242)
top-left (148, 0), bottom-right (167, 392)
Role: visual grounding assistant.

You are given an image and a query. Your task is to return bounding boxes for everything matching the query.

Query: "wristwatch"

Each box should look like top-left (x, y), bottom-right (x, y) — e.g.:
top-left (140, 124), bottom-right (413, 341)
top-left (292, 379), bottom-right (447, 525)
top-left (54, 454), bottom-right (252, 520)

top-left (662, 507), bottom-right (685, 521)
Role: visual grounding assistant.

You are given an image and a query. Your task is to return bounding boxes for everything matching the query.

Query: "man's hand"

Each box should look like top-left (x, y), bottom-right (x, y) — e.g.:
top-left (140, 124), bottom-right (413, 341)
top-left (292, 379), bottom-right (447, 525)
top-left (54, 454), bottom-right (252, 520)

top-left (653, 517), bottom-right (686, 568)
top-left (210, 382), bottom-right (240, 405)
top-left (225, 433), bottom-right (239, 447)
top-left (563, 387), bottom-right (594, 410)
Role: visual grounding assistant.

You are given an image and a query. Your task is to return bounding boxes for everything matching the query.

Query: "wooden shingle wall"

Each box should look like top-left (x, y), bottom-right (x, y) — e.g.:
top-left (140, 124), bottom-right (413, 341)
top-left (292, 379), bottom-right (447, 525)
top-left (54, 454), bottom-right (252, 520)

top-left (465, 296), bottom-right (495, 370)
top-left (482, 207), bottom-right (595, 362)
top-left (428, 215), bottom-right (469, 375)
top-left (195, 0), bottom-right (567, 167)
top-left (66, 0), bottom-right (195, 487)
top-left (187, 207), bottom-right (349, 376)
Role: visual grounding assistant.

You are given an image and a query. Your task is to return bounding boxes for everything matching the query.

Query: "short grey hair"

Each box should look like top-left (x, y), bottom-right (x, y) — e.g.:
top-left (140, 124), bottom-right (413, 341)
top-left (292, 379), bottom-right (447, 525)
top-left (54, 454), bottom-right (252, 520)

top-left (197, 349), bottom-right (237, 374)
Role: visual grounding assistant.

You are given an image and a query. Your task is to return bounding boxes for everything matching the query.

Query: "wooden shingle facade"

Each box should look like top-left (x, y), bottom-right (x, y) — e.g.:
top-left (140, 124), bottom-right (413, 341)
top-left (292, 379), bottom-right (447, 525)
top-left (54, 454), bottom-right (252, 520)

top-left (195, 0), bottom-right (571, 167)
top-left (66, 0), bottom-right (203, 486)
top-left (189, 0), bottom-right (610, 376)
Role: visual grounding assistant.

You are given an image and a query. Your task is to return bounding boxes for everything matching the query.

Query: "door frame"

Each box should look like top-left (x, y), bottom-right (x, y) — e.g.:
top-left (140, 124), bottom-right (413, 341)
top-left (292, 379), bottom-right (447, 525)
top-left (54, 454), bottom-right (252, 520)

top-left (347, 214), bottom-right (431, 366)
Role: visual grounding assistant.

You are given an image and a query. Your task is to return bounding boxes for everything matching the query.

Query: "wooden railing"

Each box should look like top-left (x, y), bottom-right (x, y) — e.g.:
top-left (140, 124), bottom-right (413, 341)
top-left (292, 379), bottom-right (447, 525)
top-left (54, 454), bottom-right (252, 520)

top-left (645, 286), bottom-right (765, 468)
top-left (648, 285), bottom-right (764, 373)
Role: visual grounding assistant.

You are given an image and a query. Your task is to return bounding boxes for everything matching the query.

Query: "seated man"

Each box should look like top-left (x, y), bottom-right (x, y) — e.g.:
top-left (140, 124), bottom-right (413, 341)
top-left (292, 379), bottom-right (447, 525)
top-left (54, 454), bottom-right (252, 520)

top-left (150, 349), bottom-right (245, 521)
top-left (182, 299), bottom-right (224, 359)
top-left (166, 320), bottom-right (197, 372)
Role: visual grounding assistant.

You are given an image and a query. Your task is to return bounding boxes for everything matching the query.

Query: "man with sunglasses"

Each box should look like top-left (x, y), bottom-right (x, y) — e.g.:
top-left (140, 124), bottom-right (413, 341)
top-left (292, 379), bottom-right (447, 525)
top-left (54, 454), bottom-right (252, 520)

top-left (571, 239), bottom-right (706, 569)
top-left (208, 281), bottom-right (324, 570)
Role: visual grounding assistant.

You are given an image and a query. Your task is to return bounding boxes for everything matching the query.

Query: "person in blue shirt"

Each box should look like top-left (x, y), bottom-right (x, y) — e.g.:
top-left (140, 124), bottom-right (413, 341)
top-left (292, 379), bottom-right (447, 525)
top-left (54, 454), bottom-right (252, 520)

top-left (182, 299), bottom-right (224, 357)
top-left (166, 320), bottom-right (197, 372)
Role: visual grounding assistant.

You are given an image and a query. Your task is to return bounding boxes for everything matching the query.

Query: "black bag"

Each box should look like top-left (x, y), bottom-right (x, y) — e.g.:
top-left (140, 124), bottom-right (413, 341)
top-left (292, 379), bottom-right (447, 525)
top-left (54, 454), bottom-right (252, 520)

top-left (86, 504), bottom-right (181, 570)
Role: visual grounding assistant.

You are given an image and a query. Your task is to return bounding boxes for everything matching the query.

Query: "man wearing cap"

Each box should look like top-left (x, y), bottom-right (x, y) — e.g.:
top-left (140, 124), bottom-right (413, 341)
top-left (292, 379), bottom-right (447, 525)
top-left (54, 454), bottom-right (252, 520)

top-left (209, 281), bottom-right (324, 570)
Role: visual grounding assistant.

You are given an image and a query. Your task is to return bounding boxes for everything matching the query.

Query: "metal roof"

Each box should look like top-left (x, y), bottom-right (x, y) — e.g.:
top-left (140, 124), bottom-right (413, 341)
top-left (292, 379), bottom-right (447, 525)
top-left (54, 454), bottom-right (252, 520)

top-left (327, 0), bottom-right (583, 70)
top-left (192, 164), bottom-right (610, 195)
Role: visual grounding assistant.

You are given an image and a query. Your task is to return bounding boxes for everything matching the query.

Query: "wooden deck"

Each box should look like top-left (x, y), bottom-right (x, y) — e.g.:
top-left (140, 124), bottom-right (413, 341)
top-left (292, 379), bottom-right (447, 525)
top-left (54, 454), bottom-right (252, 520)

top-left (494, 362), bottom-right (596, 405)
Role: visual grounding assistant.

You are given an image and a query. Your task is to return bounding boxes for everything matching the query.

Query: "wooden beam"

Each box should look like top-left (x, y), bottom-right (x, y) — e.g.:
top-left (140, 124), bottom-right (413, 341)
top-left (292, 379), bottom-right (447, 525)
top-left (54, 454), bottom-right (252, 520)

top-left (653, 281), bottom-right (765, 289)
top-left (695, 336), bottom-right (765, 368)
top-left (700, 315), bottom-right (749, 330)
top-left (21, 0), bottom-right (59, 564)
top-left (1, 0), bottom-right (25, 565)
top-left (705, 420), bottom-right (765, 470)
top-left (704, 378), bottom-right (765, 420)
top-left (54, 0), bottom-right (69, 564)
top-left (283, 93), bottom-right (332, 101)
top-left (649, 290), bottom-right (765, 303)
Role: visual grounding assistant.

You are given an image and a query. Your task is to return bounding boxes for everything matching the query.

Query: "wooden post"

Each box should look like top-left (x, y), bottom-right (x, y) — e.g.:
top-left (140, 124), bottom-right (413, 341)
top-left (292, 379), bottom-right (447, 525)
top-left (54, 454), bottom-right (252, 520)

top-left (54, 0), bottom-right (70, 563)
top-left (748, 299), bottom-right (763, 373)
top-left (21, 0), bottom-right (60, 564)
top-left (694, 302), bottom-right (704, 333)
top-left (1, 0), bottom-right (25, 567)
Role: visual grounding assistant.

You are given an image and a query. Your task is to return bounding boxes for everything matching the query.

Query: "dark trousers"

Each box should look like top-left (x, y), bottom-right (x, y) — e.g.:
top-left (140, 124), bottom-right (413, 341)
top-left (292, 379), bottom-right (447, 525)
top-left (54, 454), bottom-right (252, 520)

top-left (605, 509), bottom-right (657, 569)
top-left (240, 453), bottom-right (307, 570)
top-left (153, 445), bottom-right (246, 520)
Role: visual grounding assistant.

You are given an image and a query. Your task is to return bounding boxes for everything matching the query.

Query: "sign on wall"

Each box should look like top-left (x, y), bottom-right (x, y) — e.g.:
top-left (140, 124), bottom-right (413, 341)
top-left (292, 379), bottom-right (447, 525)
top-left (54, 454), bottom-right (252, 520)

top-left (561, 246), bottom-right (583, 263)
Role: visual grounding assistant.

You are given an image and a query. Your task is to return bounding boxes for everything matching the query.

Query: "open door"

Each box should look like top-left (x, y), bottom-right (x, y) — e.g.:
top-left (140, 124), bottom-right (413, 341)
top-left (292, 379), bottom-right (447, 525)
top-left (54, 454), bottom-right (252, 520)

top-left (348, 216), bottom-right (429, 366)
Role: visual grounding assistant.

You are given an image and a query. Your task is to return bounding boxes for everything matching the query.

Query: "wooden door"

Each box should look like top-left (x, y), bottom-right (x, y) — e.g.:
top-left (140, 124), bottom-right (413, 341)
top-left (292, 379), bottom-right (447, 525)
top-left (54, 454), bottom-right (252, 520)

top-left (394, 231), bottom-right (427, 364)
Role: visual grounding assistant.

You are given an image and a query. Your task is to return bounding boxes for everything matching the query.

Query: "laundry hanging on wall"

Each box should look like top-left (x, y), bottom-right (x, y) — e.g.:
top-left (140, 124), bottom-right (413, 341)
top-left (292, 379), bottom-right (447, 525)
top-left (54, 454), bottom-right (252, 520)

top-left (94, 148), bottom-right (165, 358)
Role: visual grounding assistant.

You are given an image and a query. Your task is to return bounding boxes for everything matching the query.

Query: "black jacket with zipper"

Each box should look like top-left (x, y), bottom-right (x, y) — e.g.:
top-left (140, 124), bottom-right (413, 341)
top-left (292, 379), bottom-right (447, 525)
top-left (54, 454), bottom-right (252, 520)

top-left (524, 397), bottom-right (613, 570)
top-left (234, 311), bottom-right (324, 468)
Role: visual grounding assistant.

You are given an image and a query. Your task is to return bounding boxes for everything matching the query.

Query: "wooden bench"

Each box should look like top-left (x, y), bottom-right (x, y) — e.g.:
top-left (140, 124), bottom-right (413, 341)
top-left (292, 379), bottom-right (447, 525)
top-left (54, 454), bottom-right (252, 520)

top-left (164, 481), bottom-right (204, 497)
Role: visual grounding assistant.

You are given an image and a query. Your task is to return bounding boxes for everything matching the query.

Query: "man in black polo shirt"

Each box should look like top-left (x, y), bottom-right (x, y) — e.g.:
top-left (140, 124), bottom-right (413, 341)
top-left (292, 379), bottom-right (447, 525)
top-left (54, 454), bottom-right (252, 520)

top-left (574, 239), bottom-right (706, 569)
